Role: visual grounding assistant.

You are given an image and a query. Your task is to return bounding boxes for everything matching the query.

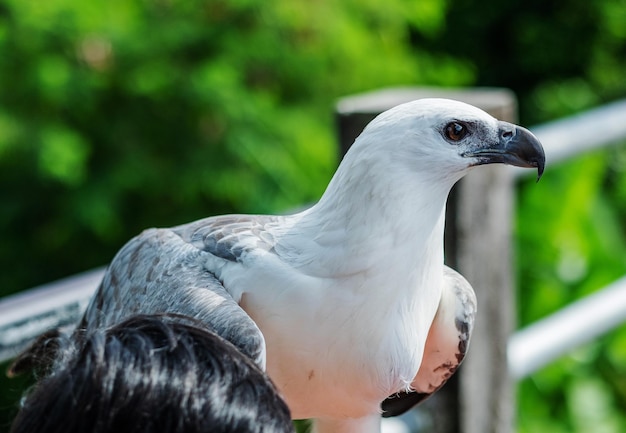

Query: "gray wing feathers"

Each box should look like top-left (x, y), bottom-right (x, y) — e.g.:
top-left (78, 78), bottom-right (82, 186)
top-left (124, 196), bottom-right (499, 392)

top-left (172, 215), bottom-right (278, 262)
top-left (444, 266), bottom-right (477, 357)
top-left (82, 227), bottom-right (266, 368)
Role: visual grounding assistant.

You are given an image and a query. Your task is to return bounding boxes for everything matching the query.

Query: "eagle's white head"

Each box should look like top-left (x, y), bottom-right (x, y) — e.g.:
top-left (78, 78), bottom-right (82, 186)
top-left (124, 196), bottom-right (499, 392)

top-left (352, 98), bottom-right (545, 184)
top-left (310, 98), bottom-right (544, 229)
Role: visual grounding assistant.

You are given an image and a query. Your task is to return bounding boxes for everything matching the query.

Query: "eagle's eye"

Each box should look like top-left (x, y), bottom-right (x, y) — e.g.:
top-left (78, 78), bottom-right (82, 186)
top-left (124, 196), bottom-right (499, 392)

top-left (444, 122), bottom-right (469, 142)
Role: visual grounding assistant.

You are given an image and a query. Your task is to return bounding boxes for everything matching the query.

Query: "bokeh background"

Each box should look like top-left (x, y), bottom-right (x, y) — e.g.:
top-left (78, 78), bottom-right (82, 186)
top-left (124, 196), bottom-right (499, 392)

top-left (1, 0), bottom-right (626, 431)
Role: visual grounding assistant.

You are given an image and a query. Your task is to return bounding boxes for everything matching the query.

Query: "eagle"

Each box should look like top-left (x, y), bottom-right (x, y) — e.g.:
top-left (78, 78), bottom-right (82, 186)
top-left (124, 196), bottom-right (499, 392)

top-left (67, 99), bottom-right (544, 432)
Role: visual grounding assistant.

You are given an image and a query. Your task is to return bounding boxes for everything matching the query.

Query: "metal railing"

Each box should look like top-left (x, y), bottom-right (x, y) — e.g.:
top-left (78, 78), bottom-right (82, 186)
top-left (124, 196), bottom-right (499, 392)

top-left (506, 98), bottom-right (626, 380)
top-left (0, 267), bottom-right (104, 362)
top-left (1, 90), bottom-right (626, 432)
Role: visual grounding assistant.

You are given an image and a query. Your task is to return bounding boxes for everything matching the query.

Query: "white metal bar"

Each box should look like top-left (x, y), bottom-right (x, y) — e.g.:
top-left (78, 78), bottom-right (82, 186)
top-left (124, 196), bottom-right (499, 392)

top-left (509, 99), bottom-right (626, 178)
top-left (532, 99), bottom-right (626, 164)
top-left (0, 268), bottom-right (104, 361)
top-left (508, 275), bottom-right (626, 379)
top-left (0, 268), bottom-right (104, 328)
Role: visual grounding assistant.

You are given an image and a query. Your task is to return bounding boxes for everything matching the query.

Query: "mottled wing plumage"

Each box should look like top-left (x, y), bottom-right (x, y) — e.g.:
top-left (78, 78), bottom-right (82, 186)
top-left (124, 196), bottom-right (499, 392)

top-left (81, 222), bottom-right (268, 368)
top-left (172, 214), bottom-right (280, 262)
top-left (381, 266), bottom-right (477, 417)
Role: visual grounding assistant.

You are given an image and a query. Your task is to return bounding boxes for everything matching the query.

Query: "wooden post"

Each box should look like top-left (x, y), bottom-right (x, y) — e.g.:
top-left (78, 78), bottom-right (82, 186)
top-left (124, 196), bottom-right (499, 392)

top-left (336, 87), bottom-right (517, 433)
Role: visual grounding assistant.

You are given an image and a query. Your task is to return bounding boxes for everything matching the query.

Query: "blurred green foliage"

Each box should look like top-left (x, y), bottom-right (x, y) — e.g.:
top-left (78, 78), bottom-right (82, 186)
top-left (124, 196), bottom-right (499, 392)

top-left (517, 150), bottom-right (626, 433)
top-left (1, 0), bottom-right (625, 432)
top-left (0, 0), bottom-right (475, 297)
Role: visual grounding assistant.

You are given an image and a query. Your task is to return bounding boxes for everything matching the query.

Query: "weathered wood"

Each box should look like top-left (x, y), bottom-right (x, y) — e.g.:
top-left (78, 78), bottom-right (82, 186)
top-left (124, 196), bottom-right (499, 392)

top-left (455, 165), bottom-right (516, 433)
top-left (336, 87), bottom-right (517, 433)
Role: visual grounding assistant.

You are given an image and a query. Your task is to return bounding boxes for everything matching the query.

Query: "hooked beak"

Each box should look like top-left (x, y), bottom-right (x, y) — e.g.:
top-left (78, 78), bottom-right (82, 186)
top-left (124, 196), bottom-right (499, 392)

top-left (465, 121), bottom-right (546, 181)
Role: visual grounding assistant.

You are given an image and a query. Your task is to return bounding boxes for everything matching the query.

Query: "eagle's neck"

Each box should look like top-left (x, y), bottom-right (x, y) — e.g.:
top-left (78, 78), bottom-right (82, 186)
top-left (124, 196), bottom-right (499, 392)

top-left (282, 147), bottom-right (460, 283)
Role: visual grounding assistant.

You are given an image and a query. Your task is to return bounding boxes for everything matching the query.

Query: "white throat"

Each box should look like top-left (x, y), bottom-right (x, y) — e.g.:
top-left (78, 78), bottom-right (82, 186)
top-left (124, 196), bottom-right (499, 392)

top-left (279, 142), bottom-right (461, 284)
